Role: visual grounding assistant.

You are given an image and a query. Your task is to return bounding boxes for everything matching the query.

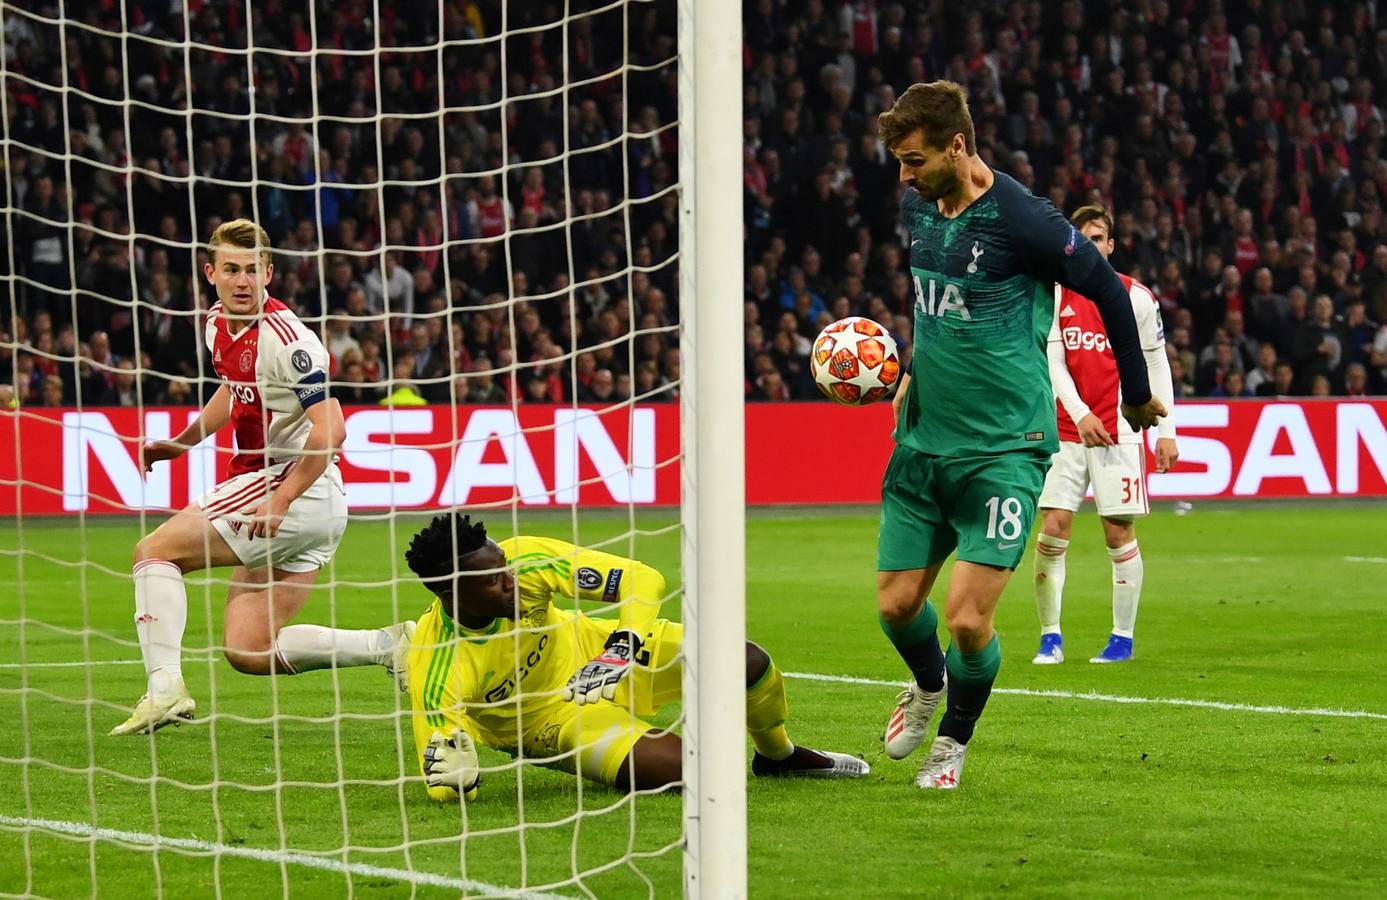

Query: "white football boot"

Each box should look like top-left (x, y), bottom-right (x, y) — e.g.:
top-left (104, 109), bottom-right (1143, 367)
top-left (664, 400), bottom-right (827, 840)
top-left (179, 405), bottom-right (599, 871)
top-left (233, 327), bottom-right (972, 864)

top-left (883, 678), bottom-right (946, 759)
top-left (110, 677), bottom-right (196, 736)
top-left (914, 735), bottom-right (968, 789)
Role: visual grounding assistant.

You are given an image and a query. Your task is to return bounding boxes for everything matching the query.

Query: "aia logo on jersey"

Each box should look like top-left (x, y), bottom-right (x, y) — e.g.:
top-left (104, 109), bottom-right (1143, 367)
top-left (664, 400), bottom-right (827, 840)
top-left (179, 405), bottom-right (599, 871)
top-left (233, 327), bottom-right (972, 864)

top-left (1062, 326), bottom-right (1109, 353)
top-left (912, 274), bottom-right (973, 320)
top-left (239, 348), bottom-right (254, 373)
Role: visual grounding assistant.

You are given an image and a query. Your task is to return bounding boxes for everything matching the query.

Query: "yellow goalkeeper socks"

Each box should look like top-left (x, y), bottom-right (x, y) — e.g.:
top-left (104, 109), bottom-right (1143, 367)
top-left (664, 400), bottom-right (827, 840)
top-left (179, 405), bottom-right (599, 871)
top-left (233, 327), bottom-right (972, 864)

top-left (746, 662), bottom-right (793, 760)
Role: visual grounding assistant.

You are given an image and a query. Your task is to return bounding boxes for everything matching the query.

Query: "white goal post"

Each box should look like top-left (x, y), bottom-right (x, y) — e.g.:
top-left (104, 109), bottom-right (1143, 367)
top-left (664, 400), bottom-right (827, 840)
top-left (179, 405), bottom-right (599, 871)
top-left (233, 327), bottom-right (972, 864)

top-left (678, 0), bottom-right (747, 895)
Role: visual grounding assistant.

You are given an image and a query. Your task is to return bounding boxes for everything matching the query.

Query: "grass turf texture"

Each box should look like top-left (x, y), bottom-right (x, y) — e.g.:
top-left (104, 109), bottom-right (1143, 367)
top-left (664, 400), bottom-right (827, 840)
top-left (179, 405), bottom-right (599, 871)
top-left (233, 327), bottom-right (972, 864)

top-left (1, 502), bottom-right (1385, 898)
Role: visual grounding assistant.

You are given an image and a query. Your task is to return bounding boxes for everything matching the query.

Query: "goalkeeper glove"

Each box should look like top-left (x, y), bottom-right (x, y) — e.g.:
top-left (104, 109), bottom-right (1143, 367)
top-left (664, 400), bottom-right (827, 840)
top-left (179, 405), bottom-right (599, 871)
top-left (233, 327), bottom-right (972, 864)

top-left (423, 728), bottom-right (481, 794)
top-left (564, 628), bottom-right (643, 706)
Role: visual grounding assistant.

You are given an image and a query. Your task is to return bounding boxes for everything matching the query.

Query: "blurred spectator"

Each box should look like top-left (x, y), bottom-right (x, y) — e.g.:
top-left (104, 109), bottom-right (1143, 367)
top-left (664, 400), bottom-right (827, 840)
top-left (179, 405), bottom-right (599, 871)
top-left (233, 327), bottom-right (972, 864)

top-left (1210, 369), bottom-right (1253, 398)
top-left (462, 360), bottom-right (509, 404)
top-left (1292, 295), bottom-right (1345, 392)
top-left (1271, 361), bottom-right (1298, 397)
top-left (1246, 345), bottom-right (1280, 395)
top-left (109, 360), bottom-right (140, 407)
top-left (40, 375), bottom-right (64, 407)
top-left (1345, 362), bottom-right (1371, 396)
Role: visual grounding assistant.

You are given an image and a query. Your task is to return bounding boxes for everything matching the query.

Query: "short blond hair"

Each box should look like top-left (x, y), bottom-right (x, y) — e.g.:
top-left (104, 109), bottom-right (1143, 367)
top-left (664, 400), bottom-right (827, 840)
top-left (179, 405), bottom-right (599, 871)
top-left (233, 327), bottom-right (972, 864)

top-left (208, 218), bottom-right (273, 265)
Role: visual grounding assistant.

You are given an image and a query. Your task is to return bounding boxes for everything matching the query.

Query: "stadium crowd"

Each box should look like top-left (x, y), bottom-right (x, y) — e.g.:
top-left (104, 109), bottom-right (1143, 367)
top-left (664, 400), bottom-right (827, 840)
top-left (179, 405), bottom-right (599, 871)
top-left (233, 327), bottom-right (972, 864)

top-left (2, 0), bottom-right (1386, 409)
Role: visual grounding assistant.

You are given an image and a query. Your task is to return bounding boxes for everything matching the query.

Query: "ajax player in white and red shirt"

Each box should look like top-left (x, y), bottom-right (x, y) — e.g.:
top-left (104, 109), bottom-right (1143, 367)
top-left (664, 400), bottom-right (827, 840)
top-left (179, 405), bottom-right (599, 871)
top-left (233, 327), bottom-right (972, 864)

top-left (1032, 205), bottom-right (1179, 665)
top-left (112, 219), bottom-right (412, 735)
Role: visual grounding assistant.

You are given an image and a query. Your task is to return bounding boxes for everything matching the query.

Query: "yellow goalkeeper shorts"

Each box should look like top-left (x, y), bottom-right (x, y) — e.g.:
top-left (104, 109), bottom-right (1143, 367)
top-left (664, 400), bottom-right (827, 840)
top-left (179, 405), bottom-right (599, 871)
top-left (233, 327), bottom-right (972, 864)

top-left (521, 618), bottom-right (683, 786)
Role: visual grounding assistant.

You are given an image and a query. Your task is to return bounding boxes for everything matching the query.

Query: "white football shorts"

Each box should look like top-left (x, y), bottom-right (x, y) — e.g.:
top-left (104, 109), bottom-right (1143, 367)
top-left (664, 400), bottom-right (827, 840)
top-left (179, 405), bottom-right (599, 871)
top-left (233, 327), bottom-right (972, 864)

top-left (198, 460), bottom-right (348, 573)
top-left (1037, 441), bottom-right (1149, 519)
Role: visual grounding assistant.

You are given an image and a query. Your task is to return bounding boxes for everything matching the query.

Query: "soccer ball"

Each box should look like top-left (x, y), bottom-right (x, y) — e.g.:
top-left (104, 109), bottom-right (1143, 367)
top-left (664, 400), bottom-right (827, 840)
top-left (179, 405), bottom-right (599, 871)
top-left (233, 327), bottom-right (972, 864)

top-left (810, 317), bottom-right (902, 406)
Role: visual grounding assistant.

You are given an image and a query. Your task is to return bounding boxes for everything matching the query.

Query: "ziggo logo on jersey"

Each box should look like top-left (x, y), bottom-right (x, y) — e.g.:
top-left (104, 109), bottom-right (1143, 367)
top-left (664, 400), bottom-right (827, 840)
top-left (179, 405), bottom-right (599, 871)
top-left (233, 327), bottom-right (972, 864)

top-left (1062, 326), bottom-right (1109, 352)
top-left (229, 383), bottom-right (259, 404)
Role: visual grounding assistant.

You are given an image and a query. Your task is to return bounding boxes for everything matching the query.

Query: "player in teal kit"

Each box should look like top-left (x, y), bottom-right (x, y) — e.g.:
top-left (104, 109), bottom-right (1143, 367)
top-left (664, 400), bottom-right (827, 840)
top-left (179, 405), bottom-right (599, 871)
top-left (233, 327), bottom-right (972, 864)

top-left (872, 82), bottom-right (1168, 788)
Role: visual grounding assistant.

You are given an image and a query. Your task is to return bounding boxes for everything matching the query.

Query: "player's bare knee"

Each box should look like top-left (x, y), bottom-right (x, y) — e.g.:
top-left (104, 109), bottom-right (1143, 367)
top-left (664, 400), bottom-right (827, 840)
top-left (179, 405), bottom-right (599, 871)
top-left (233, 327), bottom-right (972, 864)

top-left (133, 534), bottom-right (174, 569)
top-left (946, 611), bottom-right (992, 650)
top-left (1102, 518), bottom-right (1135, 548)
top-left (622, 735), bottom-right (682, 792)
top-left (223, 635), bottom-right (275, 675)
top-left (1040, 509), bottom-right (1072, 541)
top-left (877, 588), bottom-right (922, 627)
top-left (222, 646), bottom-right (269, 675)
top-left (745, 641), bottom-right (771, 687)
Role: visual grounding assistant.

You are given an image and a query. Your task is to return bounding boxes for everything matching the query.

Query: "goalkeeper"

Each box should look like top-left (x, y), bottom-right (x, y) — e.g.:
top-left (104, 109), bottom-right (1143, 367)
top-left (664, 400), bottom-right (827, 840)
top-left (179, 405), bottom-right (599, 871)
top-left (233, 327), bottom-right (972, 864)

top-left (400, 512), bottom-right (867, 800)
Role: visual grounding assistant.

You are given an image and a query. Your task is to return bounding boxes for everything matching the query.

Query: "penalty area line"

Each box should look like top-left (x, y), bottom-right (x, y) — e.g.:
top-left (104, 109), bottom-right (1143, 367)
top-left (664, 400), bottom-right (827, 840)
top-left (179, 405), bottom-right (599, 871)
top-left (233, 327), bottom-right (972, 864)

top-left (784, 671), bottom-right (1387, 721)
top-left (0, 814), bottom-right (575, 900)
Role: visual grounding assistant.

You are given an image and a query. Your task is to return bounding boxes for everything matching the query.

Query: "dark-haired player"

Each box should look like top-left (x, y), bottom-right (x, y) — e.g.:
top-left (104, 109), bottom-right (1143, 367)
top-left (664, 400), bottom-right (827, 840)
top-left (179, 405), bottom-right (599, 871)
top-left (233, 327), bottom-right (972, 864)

top-left (399, 513), bottom-right (868, 801)
top-left (873, 81), bottom-right (1166, 788)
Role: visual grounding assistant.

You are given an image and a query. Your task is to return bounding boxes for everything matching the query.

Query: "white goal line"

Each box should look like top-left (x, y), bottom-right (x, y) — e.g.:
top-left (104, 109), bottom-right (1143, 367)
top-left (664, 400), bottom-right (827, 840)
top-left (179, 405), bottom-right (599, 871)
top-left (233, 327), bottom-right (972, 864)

top-left (0, 814), bottom-right (576, 900)
top-left (783, 672), bottom-right (1387, 721)
top-left (3, 658), bottom-right (1385, 721)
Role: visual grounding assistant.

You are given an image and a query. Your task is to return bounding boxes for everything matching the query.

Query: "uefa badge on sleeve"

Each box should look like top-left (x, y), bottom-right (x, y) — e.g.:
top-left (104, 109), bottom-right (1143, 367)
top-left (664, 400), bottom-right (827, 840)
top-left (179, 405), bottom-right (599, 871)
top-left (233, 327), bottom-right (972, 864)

top-left (292, 349), bottom-right (312, 373)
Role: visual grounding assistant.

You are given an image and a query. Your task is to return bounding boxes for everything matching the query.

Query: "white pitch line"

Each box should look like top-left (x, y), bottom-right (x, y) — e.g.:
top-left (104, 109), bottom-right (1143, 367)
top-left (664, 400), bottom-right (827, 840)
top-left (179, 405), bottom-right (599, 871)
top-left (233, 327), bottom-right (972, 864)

top-left (0, 658), bottom-right (216, 670)
top-left (1344, 556), bottom-right (1387, 564)
top-left (0, 659), bottom-right (144, 669)
top-left (0, 814), bottom-right (574, 900)
top-left (5, 659), bottom-right (1387, 722)
top-left (784, 672), bottom-right (1387, 721)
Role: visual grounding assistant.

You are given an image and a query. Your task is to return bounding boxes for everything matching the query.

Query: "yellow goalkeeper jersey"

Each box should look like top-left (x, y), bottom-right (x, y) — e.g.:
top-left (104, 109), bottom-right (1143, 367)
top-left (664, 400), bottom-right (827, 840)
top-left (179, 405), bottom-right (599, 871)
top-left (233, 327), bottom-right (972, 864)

top-left (405, 535), bottom-right (666, 784)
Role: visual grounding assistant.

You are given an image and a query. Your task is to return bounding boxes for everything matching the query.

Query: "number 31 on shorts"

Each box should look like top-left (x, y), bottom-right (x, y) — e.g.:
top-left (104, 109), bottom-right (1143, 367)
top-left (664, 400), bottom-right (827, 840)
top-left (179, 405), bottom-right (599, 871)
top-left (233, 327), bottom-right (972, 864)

top-left (984, 496), bottom-right (1025, 541)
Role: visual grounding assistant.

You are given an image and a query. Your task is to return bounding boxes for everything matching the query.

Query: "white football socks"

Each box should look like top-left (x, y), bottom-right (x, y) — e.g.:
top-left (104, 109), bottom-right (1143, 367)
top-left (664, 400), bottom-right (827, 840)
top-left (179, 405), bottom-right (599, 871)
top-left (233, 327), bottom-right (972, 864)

top-left (273, 624), bottom-right (390, 674)
top-left (1034, 533), bottom-right (1069, 635)
top-left (1109, 540), bottom-right (1143, 638)
top-left (133, 559), bottom-right (188, 697)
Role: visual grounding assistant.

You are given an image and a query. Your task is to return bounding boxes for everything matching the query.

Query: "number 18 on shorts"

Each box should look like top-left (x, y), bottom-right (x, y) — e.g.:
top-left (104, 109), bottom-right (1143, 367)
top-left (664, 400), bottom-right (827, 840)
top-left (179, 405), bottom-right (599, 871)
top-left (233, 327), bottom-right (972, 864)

top-left (878, 449), bottom-right (1049, 571)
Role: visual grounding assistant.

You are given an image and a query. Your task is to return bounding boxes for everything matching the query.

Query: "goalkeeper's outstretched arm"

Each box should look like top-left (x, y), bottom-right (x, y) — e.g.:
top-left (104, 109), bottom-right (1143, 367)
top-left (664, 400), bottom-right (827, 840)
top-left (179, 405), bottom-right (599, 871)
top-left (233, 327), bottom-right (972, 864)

top-left (539, 542), bottom-right (666, 706)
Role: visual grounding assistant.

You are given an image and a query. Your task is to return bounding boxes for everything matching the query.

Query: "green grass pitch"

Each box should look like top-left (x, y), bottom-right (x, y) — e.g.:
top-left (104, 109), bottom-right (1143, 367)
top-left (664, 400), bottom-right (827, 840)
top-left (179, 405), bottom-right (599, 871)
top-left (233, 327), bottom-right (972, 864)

top-left (2, 502), bottom-right (1385, 898)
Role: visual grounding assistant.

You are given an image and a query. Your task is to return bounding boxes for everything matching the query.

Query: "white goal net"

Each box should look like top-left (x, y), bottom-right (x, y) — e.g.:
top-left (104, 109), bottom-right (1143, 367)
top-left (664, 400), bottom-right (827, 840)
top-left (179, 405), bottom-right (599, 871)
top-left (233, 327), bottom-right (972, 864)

top-left (0, 0), bottom-right (743, 895)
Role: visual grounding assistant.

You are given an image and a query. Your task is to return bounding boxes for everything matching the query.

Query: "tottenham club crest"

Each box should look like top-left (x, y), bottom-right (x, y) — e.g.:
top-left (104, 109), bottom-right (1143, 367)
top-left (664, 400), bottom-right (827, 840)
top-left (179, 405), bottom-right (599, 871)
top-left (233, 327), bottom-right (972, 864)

top-left (967, 241), bottom-right (985, 274)
top-left (291, 349), bottom-right (312, 373)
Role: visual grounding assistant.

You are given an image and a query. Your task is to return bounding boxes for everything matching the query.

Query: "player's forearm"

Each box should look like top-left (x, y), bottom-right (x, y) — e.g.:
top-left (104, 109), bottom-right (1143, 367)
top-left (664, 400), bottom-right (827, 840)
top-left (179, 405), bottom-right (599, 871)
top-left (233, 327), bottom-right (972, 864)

top-left (1144, 347), bottom-right (1177, 440)
top-left (615, 563), bottom-right (666, 635)
top-left (273, 401), bottom-right (344, 504)
top-left (1047, 341), bottom-right (1090, 425)
top-left (1074, 268), bottom-right (1152, 405)
top-left (171, 384), bottom-right (232, 448)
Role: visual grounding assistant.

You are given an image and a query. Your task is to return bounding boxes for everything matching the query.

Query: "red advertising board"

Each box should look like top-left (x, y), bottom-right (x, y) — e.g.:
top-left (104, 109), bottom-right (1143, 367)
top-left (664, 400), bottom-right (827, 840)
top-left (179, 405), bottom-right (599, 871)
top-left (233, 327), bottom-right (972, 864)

top-left (1, 400), bottom-right (1384, 515)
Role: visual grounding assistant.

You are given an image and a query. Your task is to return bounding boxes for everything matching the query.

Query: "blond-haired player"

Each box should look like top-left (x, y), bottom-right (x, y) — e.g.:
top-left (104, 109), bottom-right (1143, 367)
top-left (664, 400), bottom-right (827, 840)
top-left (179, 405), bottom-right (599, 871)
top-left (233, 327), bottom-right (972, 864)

top-left (1032, 205), bottom-right (1180, 665)
top-left (401, 513), bottom-right (867, 800)
top-left (111, 219), bottom-right (412, 735)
